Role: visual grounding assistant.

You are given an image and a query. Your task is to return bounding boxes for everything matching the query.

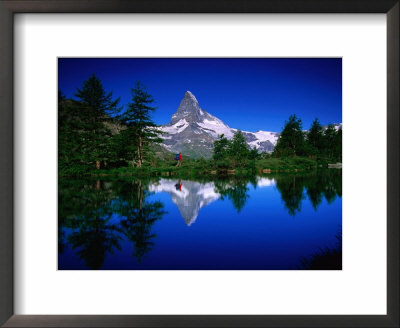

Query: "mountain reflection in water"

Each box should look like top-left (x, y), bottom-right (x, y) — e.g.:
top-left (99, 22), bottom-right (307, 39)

top-left (58, 170), bottom-right (342, 270)
top-left (149, 180), bottom-right (219, 225)
top-left (147, 177), bottom-right (274, 225)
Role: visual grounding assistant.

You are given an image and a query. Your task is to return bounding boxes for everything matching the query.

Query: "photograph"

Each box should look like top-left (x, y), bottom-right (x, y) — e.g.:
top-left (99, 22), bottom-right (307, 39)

top-left (58, 58), bottom-right (342, 270)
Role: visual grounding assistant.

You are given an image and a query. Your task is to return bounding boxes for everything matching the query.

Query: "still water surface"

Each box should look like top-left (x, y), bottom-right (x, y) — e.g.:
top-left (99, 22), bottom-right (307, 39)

top-left (58, 170), bottom-right (342, 270)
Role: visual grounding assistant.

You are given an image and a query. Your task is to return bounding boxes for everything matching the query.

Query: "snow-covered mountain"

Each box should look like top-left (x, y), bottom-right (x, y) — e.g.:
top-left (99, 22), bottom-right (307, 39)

top-left (148, 179), bottom-right (220, 226)
top-left (160, 91), bottom-right (279, 158)
top-left (148, 177), bottom-right (276, 225)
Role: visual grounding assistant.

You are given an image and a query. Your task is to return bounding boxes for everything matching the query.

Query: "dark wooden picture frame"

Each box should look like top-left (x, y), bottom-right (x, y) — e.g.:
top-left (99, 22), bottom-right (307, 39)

top-left (0, 1), bottom-right (398, 327)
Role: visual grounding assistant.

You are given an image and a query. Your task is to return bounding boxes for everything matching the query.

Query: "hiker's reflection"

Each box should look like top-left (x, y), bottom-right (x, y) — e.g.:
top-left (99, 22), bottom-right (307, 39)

top-left (175, 180), bottom-right (182, 191)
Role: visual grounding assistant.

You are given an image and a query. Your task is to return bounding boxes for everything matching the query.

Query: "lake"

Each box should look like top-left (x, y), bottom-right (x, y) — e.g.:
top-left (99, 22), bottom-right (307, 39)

top-left (58, 170), bottom-right (342, 270)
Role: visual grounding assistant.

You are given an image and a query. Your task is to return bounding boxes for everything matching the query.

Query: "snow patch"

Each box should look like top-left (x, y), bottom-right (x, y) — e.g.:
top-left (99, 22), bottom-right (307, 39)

top-left (196, 183), bottom-right (220, 201)
top-left (257, 177), bottom-right (276, 187)
top-left (246, 130), bottom-right (279, 148)
top-left (161, 119), bottom-right (189, 134)
top-left (197, 117), bottom-right (234, 138)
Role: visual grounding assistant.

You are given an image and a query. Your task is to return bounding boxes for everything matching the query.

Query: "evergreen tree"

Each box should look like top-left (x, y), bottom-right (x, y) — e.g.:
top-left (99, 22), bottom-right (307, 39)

top-left (74, 74), bottom-right (121, 169)
top-left (75, 74), bottom-right (121, 116)
top-left (229, 130), bottom-right (249, 168)
top-left (58, 89), bottom-right (65, 104)
top-left (259, 151), bottom-right (271, 160)
top-left (58, 90), bottom-right (88, 171)
top-left (118, 82), bottom-right (163, 167)
top-left (249, 146), bottom-right (259, 160)
top-left (306, 118), bottom-right (325, 156)
top-left (323, 124), bottom-right (338, 159)
top-left (212, 134), bottom-right (230, 161)
top-left (273, 115), bottom-right (305, 157)
top-left (58, 90), bottom-right (72, 166)
top-left (324, 124), bottom-right (337, 144)
top-left (334, 127), bottom-right (342, 162)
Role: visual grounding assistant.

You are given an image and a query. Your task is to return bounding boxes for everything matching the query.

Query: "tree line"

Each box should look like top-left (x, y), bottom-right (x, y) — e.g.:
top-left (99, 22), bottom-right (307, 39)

top-left (59, 74), bottom-right (164, 173)
top-left (212, 131), bottom-right (259, 169)
top-left (59, 74), bottom-right (342, 175)
top-left (273, 114), bottom-right (342, 161)
top-left (212, 114), bottom-right (342, 170)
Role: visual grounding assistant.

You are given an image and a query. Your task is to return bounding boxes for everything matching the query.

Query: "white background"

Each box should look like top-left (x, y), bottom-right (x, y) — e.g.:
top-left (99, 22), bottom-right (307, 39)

top-left (14, 14), bottom-right (387, 315)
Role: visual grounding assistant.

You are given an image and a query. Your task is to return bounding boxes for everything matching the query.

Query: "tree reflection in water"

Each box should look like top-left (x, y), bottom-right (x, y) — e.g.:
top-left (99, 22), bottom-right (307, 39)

top-left (58, 170), bottom-right (341, 269)
top-left (274, 175), bottom-right (305, 216)
top-left (113, 180), bottom-right (166, 263)
top-left (214, 178), bottom-right (250, 213)
top-left (274, 169), bottom-right (342, 216)
top-left (59, 178), bottom-right (165, 269)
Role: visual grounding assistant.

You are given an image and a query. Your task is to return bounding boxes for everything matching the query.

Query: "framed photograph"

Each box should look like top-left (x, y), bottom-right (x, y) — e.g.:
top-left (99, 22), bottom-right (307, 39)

top-left (57, 57), bottom-right (343, 271)
top-left (0, 0), bottom-right (398, 327)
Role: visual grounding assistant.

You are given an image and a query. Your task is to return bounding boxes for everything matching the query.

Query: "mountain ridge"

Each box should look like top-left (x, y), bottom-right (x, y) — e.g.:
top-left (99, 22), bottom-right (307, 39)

top-left (160, 91), bottom-right (279, 158)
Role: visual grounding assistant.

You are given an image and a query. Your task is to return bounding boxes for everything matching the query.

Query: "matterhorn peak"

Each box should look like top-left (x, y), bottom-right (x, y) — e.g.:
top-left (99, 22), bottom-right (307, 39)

top-left (160, 91), bottom-right (280, 158)
top-left (184, 90), bottom-right (198, 101)
top-left (170, 91), bottom-right (203, 124)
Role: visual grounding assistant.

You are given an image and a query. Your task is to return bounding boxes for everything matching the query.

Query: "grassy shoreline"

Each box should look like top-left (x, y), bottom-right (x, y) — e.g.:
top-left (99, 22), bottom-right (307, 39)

top-left (58, 156), bottom-right (341, 178)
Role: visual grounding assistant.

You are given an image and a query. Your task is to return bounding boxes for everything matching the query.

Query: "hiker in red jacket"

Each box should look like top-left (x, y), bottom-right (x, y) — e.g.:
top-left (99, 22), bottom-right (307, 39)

top-left (176, 152), bottom-right (183, 167)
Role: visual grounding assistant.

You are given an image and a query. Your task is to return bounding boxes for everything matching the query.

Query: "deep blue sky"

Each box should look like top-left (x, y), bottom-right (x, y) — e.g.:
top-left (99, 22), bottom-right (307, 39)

top-left (58, 58), bottom-right (342, 132)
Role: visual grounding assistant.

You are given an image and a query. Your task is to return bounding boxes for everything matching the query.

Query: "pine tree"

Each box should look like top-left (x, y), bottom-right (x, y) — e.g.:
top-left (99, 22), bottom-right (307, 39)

top-left (74, 74), bottom-right (121, 169)
top-left (118, 81), bottom-right (163, 167)
top-left (229, 130), bottom-right (249, 168)
top-left (306, 118), bottom-right (325, 156)
top-left (273, 114), bottom-right (305, 157)
top-left (75, 74), bottom-right (121, 117)
top-left (324, 124), bottom-right (338, 159)
top-left (333, 127), bottom-right (342, 162)
top-left (212, 134), bottom-right (230, 161)
top-left (58, 89), bottom-right (90, 171)
top-left (249, 146), bottom-right (259, 160)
